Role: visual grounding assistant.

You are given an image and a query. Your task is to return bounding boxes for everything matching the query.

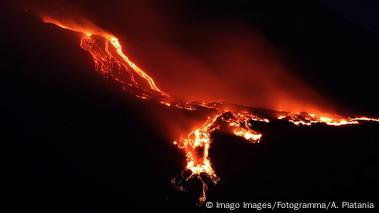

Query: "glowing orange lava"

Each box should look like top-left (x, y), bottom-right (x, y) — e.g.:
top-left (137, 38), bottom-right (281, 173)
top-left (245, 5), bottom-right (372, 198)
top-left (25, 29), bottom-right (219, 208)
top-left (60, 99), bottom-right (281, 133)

top-left (42, 16), bottom-right (167, 98)
top-left (171, 111), bottom-right (266, 202)
top-left (277, 112), bottom-right (379, 126)
top-left (40, 15), bottom-right (379, 204)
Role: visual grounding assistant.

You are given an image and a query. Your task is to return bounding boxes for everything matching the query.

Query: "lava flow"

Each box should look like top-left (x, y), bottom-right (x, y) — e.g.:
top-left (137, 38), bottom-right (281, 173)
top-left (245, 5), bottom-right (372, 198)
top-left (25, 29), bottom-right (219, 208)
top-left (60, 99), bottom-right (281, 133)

top-left (42, 16), bottom-right (167, 99)
top-left (171, 111), bottom-right (267, 203)
top-left (278, 112), bottom-right (379, 126)
top-left (40, 15), bottom-right (379, 204)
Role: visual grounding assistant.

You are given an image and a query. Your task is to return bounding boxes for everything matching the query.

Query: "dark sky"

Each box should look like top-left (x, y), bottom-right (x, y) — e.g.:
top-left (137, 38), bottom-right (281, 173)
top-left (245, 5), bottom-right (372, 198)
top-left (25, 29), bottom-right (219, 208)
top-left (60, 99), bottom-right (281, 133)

top-left (318, 0), bottom-right (379, 34)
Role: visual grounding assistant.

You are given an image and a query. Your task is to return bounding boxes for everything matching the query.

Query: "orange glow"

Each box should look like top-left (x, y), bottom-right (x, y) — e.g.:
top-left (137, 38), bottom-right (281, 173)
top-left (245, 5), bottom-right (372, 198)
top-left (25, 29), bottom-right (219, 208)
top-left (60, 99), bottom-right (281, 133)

top-left (41, 15), bottom-right (113, 39)
top-left (171, 111), bottom-right (266, 202)
top-left (277, 112), bottom-right (378, 126)
top-left (40, 15), bottom-right (379, 204)
top-left (42, 16), bottom-right (167, 98)
top-left (108, 37), bottom-right (166, 94)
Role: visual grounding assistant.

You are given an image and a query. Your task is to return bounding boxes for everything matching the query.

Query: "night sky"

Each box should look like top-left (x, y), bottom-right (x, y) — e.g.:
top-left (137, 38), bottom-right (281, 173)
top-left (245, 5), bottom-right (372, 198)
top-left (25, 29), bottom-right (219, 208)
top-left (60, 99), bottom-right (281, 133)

top-left (2, 0), bottom-right (379, 212)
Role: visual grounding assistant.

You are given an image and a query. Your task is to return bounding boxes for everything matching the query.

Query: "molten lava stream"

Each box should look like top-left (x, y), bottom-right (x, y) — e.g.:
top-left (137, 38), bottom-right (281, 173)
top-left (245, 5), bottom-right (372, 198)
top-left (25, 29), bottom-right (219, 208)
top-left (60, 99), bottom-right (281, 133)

top-left (40, 15), bottom-right (379, 204)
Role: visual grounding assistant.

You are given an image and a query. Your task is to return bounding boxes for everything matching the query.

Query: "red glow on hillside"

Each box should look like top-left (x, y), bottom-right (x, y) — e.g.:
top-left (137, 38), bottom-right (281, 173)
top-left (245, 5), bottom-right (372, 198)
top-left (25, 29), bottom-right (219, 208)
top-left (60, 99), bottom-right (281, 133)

top-left (38, 12), bottom-right (379, 203)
